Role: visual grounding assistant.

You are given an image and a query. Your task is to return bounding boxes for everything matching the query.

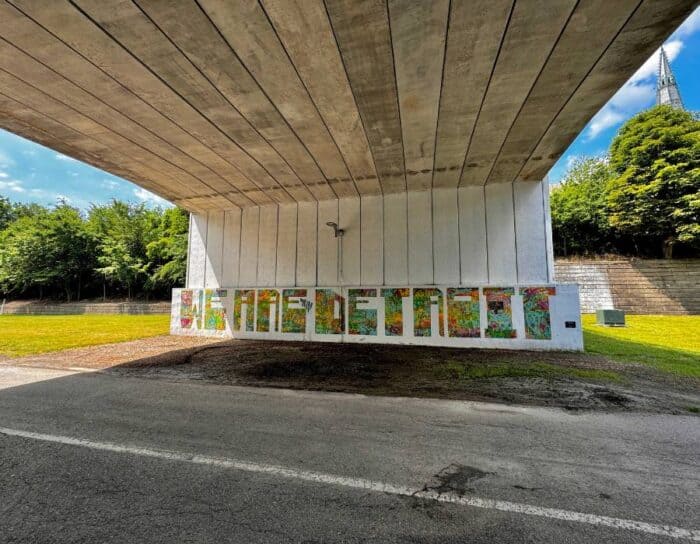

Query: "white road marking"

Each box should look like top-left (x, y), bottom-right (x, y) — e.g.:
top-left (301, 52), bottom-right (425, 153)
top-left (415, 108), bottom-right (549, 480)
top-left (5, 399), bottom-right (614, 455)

top-left (1, 426), bottom-right (697, 541)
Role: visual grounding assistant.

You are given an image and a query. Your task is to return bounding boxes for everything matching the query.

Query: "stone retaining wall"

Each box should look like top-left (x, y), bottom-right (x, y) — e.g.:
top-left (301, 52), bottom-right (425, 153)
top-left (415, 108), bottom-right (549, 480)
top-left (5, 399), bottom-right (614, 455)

top-left (555, 259), bottom-right (699, 314)
top-left (0, 301), bottom-right (171, 315)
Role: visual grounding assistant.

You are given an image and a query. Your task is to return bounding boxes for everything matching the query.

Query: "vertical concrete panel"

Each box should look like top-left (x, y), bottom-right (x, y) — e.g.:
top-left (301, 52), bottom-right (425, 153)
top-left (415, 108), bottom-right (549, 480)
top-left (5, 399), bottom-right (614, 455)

top-left (485, 182), bottom-right (517, 283)
top-left (296, 201), bottom-right (317, 286)
top-left (514, 181), bottom-right (548, 283)
top-left (458, 186), bottom-right (488, 284)
top-left (276, 203), bottom-right (298, 286)
top-left (204, 210), bottom-right (225, 288)
top-left (239, 206), bottom-right (260, 287)
top-left (432, 188), bottom-right (459, 284)
top-left (257, 205), bottom-right (278, 287)
top-left (407, 190), bottom-right (433, 284)
top-left (361, 195), bottom-right (383, 285)
top-left (543, 177), bottom-right (555, 283)
top-left (222, 208), bottom-right (242, 287)
top-left (317, 199), bottom-right (339, 286)
top-left (339, 197), bottom-right (361, 285)
top-left (187, 213), bottom-right (207, 288)
top-left (383, 193), bottom-right (408, 284)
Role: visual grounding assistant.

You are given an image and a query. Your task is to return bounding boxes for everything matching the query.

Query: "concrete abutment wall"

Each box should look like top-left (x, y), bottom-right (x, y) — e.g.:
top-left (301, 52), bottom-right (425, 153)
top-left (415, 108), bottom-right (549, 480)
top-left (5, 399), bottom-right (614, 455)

top-left (173, 182), bottom-right (583, 350)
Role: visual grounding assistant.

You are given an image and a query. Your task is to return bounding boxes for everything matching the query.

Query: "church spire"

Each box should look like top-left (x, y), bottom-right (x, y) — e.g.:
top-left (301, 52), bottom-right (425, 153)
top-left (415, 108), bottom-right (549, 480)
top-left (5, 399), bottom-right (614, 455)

top-left (656, 47), bottom-right (684, 109)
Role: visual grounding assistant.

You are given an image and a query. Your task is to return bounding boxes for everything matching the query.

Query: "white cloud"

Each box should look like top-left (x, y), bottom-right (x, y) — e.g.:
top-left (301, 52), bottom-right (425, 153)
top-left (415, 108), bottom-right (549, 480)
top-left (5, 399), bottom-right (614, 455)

top-left (0, 179), bottom-right (25, 193)
top-left (134, 187), bottom-right (169, 206)
top-left (54, 153), bottom-right (77, 162)
top-left (0, 171), bottom-right (8, 179)
top-left (101, 179), bottom-right (120, 189)
top-left (587, 109), bottom-right (626, 140)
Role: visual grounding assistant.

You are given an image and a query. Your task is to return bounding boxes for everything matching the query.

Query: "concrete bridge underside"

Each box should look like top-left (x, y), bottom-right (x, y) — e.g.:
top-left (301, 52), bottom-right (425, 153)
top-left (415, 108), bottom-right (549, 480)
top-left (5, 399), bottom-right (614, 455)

top-left (0, 0), bottom-right (695, 209)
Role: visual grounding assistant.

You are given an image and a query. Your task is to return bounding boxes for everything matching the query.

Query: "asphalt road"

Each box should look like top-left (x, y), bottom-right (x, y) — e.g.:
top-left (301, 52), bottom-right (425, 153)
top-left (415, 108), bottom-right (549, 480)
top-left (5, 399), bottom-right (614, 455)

top-left (0, 365), bottom-right (698, 543)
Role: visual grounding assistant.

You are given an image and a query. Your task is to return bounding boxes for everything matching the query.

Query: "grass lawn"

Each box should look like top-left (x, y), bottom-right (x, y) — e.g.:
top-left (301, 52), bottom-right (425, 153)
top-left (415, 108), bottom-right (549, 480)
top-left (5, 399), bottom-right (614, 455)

top-left (0, 314), bottom-right (170, 357)
top-left (582, 314), bottom-right (700, 378)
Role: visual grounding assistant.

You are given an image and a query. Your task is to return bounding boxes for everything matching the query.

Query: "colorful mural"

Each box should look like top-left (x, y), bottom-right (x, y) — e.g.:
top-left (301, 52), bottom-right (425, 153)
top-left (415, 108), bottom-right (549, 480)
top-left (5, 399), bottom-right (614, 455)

top-left (381, 288), bottom-right (409, 336)
top-left (282, 289), bottom-right (308, 333)
top-left (204, 289), bottom-right (227, 331)
top-left (521, 287), bottom-right (555, 340)
top-left (484, 288), bottom-right (516, 338)
top-left (348, 289), bottom-right (378, 335)
top-left (233, 289), bottom-right (255, 332)
top-left (315, 289), bottom-right (345, 335)
top-left (174, 285), bottom-right (565, 345)
top-left (447, 288), bottom-right (480, 337)
top-left (179, 289), bottom-right (202, 330)
top-left (256, 289), bottom-right (280, 332)
top-left (413, 288), bottom-right (444, 337)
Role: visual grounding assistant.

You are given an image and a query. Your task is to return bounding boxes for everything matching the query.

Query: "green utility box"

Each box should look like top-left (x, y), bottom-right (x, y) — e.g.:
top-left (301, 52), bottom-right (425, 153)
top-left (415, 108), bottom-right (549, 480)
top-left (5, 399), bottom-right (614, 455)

top-left (596, 309), bottom-right (626, 326)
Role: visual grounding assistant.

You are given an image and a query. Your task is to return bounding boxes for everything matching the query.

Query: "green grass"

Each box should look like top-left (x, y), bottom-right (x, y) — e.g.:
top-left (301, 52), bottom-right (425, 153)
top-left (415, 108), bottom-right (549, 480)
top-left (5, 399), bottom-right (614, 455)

top-left (582, 314), bottom-right (700, 378)
top-left (0, 314), bottom-right (171, 357)
top-left (434, 360), bottom-right (621, 382)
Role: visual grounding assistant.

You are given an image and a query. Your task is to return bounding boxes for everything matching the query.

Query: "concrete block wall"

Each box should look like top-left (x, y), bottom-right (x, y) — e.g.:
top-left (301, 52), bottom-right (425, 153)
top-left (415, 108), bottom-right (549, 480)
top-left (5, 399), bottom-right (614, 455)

top-left (555, 259), bottom-right (700, 314)
top-left (186, 182), bottom-right (554, 289)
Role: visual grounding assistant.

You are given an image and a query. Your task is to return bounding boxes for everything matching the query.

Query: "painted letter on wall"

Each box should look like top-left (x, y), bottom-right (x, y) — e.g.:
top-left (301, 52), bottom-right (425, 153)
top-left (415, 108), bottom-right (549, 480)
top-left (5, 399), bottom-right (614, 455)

top-left (413, 288), bottom-right (444, 337)
top-left (447, 288), bottom-right (480, 337)
top-left (520, 287), bottom-right (555, 340)
top-left (381, 288), bottom-right (409, 336)
top-left (233, 289), bottom-right (255, 332)
top-left (315, 289), bottom-right (345, 334)
top-left (204, 289), bottom-right (227, 331)
top-left (348, 289), bottom-right (378, 335)
top-left (484, 287), bottom-right (516, 338)
top-left (282, 289), bottom-right (308, 333)
top-left (256, 289), bottom-right (280, 332)
top-left (180, 289), bottom-right (202, 330)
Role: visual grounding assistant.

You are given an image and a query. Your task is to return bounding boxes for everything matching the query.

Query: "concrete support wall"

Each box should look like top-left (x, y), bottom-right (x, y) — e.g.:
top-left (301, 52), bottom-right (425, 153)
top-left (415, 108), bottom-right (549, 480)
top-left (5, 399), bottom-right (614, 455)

top-left (187, 183), bottom-right (554, 289)
top-left (179, 182), bottom-right (581, 350)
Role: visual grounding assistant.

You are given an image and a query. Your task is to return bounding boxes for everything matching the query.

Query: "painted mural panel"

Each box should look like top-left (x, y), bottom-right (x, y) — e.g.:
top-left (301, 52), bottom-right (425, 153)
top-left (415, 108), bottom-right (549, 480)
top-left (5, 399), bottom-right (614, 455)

top-left (484, 288), bottom-right (516, 338)
top-left (520, 287), bottom-right (555, 340)
top-left (282, 289), bottom-right (308, 333)
top-left (179, 289), bottom-right (202, 330)
top-left (447, 288), bottom-right (480, 337)
top-left (348, 289), bottom-right (378, 335)
top-left (204, 289), bottom-right (227, 331)
top-left (381, 288), bottom-right (409, 336)
top-left (233, 289), bottom-right (255, 332)
top-left (413, 288), bottom-right (444, 337)
top-left (256, 289), bottom-right (281, 332)
top-left (315, 289), bottom-right (345, 334)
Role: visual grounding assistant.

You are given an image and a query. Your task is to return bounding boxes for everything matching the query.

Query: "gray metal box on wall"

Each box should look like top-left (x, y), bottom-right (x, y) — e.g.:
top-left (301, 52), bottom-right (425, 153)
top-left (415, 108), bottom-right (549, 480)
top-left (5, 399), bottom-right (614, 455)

top-left (596, 309), bottom-right (625, 326)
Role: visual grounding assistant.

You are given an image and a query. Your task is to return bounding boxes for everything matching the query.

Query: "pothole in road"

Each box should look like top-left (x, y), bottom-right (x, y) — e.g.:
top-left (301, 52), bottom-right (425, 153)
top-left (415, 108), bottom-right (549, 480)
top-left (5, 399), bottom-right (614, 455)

top-left (421, 463), bottom-right (495, 497)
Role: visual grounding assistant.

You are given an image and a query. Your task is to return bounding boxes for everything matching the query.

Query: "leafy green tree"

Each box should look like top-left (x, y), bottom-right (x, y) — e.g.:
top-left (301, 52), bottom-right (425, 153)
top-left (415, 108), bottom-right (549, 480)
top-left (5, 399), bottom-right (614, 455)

top-left (146, 207), bottom-right (189, 293)
top-left (607, 105), bottom-right (699, 257)
top-left (0, 202), bottom-right (96, 300)
top-left (0, 197), bottom-right (13, 230)
top-left (88, 201), bottom-right (158, 300)
top-left (550, 157), bottom-right (614, 256)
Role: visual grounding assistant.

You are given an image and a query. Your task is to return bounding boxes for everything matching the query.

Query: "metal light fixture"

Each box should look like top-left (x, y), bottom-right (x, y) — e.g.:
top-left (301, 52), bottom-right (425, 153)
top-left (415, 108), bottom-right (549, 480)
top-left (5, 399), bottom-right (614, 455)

top-left (326, 221), bottom-right (344, 238)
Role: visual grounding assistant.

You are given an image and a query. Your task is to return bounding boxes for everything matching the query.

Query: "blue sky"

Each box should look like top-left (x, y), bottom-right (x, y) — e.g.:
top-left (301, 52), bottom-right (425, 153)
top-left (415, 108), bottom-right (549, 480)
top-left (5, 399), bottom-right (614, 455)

top-left (0, 7), bottom-right (698, 208)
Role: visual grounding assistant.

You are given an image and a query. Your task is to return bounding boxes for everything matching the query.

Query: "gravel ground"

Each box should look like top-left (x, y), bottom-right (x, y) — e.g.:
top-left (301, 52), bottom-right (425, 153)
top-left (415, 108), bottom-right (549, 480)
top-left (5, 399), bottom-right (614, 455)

top-left (3, 336), bottom-right (698, 414)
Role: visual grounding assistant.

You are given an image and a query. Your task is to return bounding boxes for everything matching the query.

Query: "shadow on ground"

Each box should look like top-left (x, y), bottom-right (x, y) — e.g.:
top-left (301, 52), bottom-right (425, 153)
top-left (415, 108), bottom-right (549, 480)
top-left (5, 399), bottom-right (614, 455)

top-left (108, 340), bottom-right (699, 414)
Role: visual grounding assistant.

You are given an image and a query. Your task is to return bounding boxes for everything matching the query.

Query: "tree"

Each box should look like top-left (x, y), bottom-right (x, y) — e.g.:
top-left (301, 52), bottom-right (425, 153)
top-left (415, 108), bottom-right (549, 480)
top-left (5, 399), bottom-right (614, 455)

top-left (607, 105), bottom-right (700, 258)
top-left (146, 207), bottom-right (189, 293)
top-left (88, 201), bottom-right (158, 300)
top-left (550, 157), bottom-right (614, 256)
top-left (0, 202), bottom-right (96, 300)
top-left (0, 197), bottom-right (14, 230)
